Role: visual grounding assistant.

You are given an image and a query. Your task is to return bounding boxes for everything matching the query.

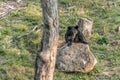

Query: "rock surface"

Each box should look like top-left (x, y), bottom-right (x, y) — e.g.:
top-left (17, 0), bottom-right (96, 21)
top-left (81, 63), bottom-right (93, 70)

top-left (56, 43), bottom-right (97, 73)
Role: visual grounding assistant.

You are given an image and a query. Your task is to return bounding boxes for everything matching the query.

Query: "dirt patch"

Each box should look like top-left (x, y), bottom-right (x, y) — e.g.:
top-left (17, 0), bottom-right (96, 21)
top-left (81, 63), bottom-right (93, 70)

top-left (0, 0), bottom-right (25, 19)
top-left (109, 40), bottom-right (120, 48)
top-left (103, 66), bottom-right (120, 77)
top-left (101, 60), bottom-right (110, 66)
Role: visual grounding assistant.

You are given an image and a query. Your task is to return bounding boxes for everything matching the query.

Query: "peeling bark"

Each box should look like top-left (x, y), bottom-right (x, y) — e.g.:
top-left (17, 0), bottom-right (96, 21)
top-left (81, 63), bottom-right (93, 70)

top-left (34, 0), bottom-right (59, 80)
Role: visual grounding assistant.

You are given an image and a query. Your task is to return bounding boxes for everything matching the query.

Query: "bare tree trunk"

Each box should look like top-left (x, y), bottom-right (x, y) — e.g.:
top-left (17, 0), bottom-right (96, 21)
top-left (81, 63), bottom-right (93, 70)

top-left (34, 0), bottom-right (59, 80)
top-left (76, 18), bottom-right (93, 40)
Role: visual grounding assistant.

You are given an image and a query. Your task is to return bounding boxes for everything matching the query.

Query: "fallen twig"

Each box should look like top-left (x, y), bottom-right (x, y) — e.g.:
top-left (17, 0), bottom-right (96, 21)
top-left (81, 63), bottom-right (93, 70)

top-left (9, 25), bottom-right (41, 44)
top-left (17, 25), bottom-right (40, 39)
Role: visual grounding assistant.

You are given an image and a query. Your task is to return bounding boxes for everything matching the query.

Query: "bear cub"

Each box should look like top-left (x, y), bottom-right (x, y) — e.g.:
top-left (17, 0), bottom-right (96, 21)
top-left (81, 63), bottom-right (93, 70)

top-left (65, 25), bottom-right (88, 46)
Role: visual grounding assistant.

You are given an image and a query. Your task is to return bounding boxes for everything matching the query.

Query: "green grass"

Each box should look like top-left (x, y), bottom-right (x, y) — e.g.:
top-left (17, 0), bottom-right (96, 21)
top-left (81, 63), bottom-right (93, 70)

top-left (0, 0), bottom-right (120, 80)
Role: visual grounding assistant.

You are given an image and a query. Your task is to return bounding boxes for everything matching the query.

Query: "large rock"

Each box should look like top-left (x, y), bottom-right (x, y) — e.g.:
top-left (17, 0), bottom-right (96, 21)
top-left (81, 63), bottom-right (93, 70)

top-left (56, 43), bottom-right (97, 73)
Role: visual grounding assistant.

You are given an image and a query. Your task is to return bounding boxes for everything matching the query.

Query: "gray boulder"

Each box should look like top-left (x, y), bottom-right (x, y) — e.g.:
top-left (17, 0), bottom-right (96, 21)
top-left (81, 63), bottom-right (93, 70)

top-left (56, 43), bottom-right (97, 73)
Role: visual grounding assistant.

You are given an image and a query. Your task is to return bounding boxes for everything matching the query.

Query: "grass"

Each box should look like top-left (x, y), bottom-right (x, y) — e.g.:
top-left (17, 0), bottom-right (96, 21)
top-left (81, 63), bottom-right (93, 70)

top-left (0, 0), bottom-right (120, 80)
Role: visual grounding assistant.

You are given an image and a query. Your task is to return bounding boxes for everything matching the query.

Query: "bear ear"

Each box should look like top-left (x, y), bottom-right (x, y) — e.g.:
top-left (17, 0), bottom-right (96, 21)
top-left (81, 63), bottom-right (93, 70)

top-left (74, 25), bottom-right (79, 29)
top-left (68, 26), bottom-right (72, 30)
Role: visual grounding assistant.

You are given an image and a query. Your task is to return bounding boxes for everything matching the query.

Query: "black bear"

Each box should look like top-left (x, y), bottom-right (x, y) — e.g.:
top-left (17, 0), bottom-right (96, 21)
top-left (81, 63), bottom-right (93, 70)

top-left (65, 25), bottom-right (88, 46)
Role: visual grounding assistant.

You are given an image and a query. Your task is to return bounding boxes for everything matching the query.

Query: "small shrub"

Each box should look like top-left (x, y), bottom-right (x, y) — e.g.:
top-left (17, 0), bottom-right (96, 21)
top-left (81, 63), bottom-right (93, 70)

top-left (97, 37), bottom-right (108, 44)
top-left (10, 11), bottom-right (21, 17)
top-left (13, 23), bottom-right (28, 32)
top-left (23, 16), bottom-right (38, 26)
top-left (1, 28), bottom-right (11, 35)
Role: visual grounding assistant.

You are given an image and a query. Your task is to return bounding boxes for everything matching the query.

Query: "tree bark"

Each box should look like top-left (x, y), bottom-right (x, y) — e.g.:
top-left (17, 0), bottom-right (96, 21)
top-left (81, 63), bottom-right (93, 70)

top-left (34, 0), bottom-right (59, 80)
top-left (76, 18), bottom-right (93, 40)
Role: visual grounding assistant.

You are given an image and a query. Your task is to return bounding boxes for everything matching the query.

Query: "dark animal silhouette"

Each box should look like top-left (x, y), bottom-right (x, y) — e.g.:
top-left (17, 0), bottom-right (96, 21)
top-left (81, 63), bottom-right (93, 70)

top-left (65, 25), bottom-right (88, 46)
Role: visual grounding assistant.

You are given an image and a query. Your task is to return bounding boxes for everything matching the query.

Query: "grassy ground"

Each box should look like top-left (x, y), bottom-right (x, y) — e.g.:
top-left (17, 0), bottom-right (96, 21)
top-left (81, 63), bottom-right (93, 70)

top-left (0, 0), bottom-right (120, 80)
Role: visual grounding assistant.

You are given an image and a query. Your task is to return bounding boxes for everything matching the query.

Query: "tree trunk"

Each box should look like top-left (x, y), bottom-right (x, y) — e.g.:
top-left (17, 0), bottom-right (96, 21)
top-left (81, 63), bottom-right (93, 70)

top-left (34, 0), bottom-right (59, 80)
top-left (76, 18), bottom-right (93, 40)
